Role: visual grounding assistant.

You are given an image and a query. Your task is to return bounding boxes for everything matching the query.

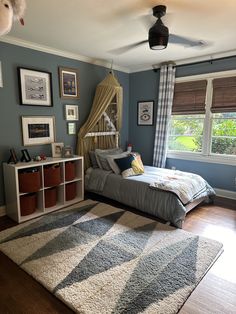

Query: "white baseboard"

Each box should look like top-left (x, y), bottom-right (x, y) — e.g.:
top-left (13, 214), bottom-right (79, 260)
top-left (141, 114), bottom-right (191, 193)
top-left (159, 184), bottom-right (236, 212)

top-left (214, 188), bottom-right (236, 200)
top-left (0, 206), bottom-right (6, 217)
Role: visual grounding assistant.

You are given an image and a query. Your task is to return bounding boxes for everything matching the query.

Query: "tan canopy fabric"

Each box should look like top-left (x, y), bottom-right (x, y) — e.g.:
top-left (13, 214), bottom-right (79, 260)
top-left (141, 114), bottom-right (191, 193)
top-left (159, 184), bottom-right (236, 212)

top-left (77, 72), bottom-right (123, 169)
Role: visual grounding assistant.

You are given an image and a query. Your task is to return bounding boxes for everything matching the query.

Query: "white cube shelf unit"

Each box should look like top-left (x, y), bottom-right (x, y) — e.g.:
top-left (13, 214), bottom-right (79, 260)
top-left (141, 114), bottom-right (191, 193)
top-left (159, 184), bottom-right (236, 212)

top-left (3, 156), bottom-right (84, 223)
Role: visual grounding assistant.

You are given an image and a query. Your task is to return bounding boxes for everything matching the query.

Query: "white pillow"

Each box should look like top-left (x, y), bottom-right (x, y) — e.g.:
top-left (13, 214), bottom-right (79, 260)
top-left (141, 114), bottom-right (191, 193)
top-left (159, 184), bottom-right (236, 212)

top-left (107, 152), bottom-right (130, 174)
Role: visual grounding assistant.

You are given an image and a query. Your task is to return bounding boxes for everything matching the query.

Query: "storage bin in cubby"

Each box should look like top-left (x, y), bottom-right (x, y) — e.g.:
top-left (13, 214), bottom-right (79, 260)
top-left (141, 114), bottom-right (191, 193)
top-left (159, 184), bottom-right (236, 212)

top-left (65, 161), bottom-right (76, 181)
top-left (20, 193), bottom-right (37, 216)
top-left (44, 164), bottom-right (61, 187)
top-left (45, 187), bottom-right (57, 208)
top-left (66, 182), bottom-right (76, 201)
top-left (19, 168), bottom-right (41, 193)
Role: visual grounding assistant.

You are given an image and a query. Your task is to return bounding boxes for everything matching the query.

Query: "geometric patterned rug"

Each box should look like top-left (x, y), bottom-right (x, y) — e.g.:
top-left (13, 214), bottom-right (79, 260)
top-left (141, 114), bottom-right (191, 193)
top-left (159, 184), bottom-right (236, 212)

top-left (0, 200), bottom-right (223, 314)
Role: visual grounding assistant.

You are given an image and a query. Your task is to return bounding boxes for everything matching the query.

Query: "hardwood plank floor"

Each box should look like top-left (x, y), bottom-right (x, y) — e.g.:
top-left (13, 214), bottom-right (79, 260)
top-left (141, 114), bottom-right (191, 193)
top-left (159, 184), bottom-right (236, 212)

top-left (0, 198), bottom-right (235, 314)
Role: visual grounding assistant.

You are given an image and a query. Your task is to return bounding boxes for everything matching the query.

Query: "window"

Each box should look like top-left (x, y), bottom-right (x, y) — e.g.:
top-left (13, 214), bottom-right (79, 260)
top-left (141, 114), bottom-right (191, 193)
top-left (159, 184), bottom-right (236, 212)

top-left (211, 112), bottom-right (236, 155)
top-left (168, 71), bottom-right (236, 163)
top-left (169, 114), bottom-right (204, 152)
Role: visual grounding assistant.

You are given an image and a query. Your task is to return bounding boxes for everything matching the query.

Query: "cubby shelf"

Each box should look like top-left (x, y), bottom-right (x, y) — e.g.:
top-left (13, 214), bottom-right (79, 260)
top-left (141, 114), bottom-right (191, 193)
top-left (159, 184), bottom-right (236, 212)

top-left (3, 156), bottom-right (84, 223)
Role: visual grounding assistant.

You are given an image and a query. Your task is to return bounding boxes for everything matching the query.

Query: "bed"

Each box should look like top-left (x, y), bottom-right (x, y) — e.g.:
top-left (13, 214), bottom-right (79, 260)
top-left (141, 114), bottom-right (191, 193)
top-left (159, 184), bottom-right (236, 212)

top-left (85, 165), bottom-right (215, 228)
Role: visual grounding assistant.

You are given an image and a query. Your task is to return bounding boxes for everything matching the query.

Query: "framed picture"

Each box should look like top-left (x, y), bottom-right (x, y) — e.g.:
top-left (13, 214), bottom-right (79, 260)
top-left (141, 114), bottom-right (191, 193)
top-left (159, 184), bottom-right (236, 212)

top-left (65, 105), bottom-right (79, 121)
top-left (62, 146), bottom-right (73, 158)
top-left (18, 67), bottom-right (53, 106)
top-left (67, 122), bottom-right (76, 135)
top-left (59, 67), bottom-right (79, 99)
top-left (137, 101), bottom-right (154, 126)
top-left (20, 149), bottom-right (31, 162)
top-left (8, 148), bottom-right (18, 164)
top-left (21, 116), bottom-right (55, 146)
top-left (0, 61), bottom-right (3, 88)
top-left (51, 142), bottom-right (64, 158)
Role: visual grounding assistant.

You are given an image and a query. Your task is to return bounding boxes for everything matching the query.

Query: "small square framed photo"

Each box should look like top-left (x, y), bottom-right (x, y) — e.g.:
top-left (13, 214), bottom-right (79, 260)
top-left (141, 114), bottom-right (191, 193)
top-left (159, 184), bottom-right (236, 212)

top-left (65, 105), bottom-right (79, 121)
top-left (67, 122), bottom-right (76, 135)
top-left (18, 67), bottom-right (53, 106)
top-left (59, 67), bottom-right (79, 99)
top-left (62, 146), bottom-right (73, 158)
top-left (137, 101), bottom-right (154, 126)
top-left (51, 142), bottom-right (64, 158)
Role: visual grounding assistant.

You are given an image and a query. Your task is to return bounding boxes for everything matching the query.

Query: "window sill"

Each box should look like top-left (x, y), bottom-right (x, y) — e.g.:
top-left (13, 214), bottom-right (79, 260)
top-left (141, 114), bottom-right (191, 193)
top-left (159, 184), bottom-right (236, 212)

top-left (167, 151), bottom-right (236, 166)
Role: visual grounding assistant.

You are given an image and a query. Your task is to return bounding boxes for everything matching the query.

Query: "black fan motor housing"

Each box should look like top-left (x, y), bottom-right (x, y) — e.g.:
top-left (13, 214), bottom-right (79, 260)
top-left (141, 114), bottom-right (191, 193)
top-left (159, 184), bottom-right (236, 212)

top-left (149, 20), bottom-right (169, 49)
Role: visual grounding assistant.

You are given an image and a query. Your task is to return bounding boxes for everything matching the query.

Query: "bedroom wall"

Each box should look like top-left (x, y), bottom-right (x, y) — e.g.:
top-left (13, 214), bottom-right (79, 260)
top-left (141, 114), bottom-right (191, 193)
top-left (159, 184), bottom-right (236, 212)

top-left (0, 41), bottom-right (129, 206)
top-left (129, 56), bottom-right (236, 192)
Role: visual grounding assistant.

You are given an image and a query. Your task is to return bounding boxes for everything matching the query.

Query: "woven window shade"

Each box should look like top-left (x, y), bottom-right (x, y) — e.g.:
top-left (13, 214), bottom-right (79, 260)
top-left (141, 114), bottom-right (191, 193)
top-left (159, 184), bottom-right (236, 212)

top-left (172, 80), bottom-right (207, 115)
top-left (212, 76), bottom-right (236, 113)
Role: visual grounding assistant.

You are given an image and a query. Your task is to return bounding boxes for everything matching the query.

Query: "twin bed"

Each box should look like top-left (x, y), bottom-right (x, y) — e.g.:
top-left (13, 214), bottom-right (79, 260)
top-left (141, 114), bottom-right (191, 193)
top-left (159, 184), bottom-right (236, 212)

top-left (85, 164), bottom-right (215, 228)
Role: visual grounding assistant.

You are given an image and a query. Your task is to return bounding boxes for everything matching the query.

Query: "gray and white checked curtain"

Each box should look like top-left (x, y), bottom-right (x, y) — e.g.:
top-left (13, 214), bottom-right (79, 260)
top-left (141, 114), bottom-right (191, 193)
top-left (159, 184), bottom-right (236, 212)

top-left (153, 64), bottom-right (176, 168)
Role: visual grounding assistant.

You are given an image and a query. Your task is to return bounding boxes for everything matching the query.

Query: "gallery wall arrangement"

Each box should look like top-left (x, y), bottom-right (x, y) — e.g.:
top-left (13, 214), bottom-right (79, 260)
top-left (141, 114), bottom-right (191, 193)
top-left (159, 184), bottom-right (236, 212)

top-left (0, 41), bottom-right (129, 207)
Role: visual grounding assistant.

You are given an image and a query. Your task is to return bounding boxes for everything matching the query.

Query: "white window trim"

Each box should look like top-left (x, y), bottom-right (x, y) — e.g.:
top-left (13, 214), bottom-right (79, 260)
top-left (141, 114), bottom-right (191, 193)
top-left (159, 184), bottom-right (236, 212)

top-left (167, 69), bottom-right (236, 166)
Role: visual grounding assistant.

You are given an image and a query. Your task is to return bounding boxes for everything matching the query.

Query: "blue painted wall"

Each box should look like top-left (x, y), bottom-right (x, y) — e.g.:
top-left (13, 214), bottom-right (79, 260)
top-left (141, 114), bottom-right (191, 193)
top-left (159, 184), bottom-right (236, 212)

top-left (129, 57), bottom-right (236, 192)
top-left (0, 42), bottom-right (129, 206)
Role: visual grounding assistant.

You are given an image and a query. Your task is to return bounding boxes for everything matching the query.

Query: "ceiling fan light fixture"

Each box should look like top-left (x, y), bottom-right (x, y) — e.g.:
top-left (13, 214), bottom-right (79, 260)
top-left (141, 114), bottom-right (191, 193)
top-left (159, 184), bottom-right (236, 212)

top-left (149, 19), bottom-right (169, 50)
top-left (149, 36), bottom-right (168, 50)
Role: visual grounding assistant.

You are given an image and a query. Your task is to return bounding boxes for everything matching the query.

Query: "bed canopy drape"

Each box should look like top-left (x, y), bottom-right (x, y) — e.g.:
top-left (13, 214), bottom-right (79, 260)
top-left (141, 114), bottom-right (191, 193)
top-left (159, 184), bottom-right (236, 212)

top-left (77, 72), bottom-right (123, 169)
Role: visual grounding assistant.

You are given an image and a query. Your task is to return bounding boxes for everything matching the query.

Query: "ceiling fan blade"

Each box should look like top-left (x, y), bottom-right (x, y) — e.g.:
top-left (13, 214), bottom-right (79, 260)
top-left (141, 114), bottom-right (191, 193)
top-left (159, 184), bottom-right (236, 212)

top-left (109, 40), bottom-right (148, 55)
top-left (169, 34), bottom-right (207, 48)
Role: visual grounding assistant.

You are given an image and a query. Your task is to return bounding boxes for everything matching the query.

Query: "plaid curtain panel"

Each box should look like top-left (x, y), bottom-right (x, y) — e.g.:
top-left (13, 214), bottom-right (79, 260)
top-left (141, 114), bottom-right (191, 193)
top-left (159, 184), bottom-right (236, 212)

top-left (153, 64), bottom-right (176, 168)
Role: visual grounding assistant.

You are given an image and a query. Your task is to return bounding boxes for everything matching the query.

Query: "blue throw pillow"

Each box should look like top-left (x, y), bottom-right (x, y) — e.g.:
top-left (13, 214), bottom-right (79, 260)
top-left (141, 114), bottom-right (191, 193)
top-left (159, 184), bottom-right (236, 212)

top-left (115, 155), bottom-right (136, 178)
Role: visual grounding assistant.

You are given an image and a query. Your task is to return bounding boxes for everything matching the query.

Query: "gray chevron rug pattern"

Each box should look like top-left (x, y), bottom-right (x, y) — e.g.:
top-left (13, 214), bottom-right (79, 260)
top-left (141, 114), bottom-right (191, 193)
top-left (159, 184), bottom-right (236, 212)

top-left (0, 200), bottom-right (223, 314)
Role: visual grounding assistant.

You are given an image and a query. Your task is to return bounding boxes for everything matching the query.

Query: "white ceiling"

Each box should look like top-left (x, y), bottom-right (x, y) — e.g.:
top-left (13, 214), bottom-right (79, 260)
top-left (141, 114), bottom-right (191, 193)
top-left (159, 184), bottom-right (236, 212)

top-left (2, 0), bottom-right (236, 72)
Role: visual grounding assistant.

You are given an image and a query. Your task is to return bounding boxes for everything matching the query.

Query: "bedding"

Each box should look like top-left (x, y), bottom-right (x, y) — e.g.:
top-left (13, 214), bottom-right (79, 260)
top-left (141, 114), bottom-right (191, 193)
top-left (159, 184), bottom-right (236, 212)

top-left (85, 166), bottom-right (215, 228)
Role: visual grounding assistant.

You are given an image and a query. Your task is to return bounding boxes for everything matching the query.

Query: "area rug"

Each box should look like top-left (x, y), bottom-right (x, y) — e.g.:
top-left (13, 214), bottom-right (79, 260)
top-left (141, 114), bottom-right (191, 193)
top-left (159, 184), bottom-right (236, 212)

top-left (0, 200), bottom-right (223, 314)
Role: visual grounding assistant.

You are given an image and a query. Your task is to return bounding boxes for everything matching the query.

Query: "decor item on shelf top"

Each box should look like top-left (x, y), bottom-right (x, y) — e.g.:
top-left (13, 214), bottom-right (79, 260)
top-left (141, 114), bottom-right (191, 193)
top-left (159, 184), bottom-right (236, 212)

top-left (0, 0), bottom-right (26, 36)
top-left (20, 149), bottom-right (31, 162)
top-left (62, 146), bottom-right (73, 158)
top-left (51, 142), bottom-right (64, 158)
top-left (7, 148), bottom-right (18, 164)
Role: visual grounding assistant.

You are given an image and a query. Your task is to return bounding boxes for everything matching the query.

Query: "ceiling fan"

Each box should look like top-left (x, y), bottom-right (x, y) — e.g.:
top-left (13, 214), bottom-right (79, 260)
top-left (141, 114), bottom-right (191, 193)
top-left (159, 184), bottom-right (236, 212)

top-left (110, 5), bottom-right (207, 54)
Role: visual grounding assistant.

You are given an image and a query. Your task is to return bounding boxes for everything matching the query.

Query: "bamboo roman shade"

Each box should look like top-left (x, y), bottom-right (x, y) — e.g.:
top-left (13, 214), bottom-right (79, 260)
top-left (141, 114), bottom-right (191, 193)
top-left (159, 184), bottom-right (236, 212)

top-left (212, 76), bottom-right (236, 113)
top-left (172, 80), bottom-right (207, 114)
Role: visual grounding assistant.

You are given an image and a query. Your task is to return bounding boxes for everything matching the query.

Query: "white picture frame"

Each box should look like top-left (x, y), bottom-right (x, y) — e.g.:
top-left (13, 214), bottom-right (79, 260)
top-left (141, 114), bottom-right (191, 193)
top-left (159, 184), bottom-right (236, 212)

top-left (65, 105), bottom-right (79, 121)
top-left (22, 116), bottom-right (55, 146)
top-left (67, 122), bottom-right (76, 135)
top-left (51, 142), bottom-right (64, 158)
top-left (137, 101), bottom-right (154, 126)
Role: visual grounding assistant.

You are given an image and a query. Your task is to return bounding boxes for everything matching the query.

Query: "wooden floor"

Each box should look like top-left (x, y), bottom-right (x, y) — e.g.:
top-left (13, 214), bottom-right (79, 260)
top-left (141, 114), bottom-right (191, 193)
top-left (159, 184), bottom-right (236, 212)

top-left (0, 197), bottom-right (235, 314)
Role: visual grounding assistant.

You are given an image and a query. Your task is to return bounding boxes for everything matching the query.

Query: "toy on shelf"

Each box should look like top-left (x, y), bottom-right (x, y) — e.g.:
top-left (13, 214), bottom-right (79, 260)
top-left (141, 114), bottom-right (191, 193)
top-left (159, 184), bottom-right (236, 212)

top-left (34, 154), bottom-right (46, 162)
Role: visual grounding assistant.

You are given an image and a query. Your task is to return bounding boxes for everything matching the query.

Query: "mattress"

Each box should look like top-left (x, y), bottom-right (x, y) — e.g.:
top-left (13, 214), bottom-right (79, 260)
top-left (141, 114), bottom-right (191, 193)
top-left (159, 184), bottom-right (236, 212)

top-left (85, 166), bottom-right (215, 228)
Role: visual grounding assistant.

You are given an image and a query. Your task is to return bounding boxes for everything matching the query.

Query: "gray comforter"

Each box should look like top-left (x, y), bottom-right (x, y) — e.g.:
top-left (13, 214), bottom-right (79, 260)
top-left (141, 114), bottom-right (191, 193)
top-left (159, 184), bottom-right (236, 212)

top-left (85, 166), bottom-right (215, 228)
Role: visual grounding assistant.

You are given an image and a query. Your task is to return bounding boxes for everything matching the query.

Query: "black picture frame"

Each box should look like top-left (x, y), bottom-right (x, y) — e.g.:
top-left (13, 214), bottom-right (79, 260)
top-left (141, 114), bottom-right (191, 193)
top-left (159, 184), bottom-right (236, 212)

top-left (8, 148), bottom-right (18, 164)
top-left (62, 146), bottom-right (73, 158)
top-left (137, 100), bottom-right (154, 126)
top-left (18, 67), bottom-right (53, 107)
top-left (21, 149), bottom-right (32, 162)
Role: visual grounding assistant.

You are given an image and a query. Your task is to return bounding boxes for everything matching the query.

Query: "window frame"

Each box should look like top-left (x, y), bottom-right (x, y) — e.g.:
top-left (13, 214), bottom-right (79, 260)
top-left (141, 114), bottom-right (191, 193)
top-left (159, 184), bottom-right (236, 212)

top-left (167, 69), bottom-right (236, 166)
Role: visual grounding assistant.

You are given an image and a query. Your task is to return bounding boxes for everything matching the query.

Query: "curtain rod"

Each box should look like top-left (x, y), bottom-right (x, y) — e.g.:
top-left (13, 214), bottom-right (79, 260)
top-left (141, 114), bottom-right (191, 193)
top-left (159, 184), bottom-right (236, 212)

top-left (153, 54), bottom-right (236, 72)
